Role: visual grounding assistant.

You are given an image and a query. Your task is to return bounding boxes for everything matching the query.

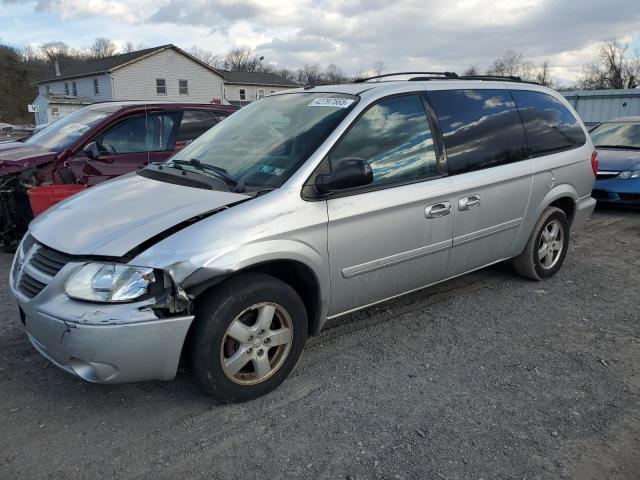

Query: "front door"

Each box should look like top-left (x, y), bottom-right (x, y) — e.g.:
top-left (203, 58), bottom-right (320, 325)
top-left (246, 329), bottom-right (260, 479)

top-left (324, 94), bottom-right (455, 316)
top-left (425, 88), bottom-right (533, 276)
top-left (69, 112), bottom-right (180, 185)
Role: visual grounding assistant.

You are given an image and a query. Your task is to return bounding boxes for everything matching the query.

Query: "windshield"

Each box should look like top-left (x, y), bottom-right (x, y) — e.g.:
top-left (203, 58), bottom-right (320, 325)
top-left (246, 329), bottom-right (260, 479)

top-left (168, 92), bottom-right (358, 188)
top-left (591, 122), bottom-right (640, 149)
top-left (26, 108), bottom-right (110, 151)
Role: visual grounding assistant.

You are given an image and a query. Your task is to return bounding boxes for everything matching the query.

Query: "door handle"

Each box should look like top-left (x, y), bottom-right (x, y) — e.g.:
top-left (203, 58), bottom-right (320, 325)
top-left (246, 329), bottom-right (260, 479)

top-left (425, 202), bottom-right (451, 219)
top-left (458, 195), bottom-right (481, 211)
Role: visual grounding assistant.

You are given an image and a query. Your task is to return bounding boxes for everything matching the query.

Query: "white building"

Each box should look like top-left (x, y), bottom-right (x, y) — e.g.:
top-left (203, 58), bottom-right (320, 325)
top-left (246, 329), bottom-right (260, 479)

top-left (31, 44), bottom-right (300, 125)
top-left (222, 71), bottom-right (298, 106)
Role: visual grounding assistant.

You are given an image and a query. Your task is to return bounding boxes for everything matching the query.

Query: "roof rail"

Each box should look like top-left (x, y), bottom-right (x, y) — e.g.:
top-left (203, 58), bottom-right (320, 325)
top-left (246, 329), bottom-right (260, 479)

top-left (457, 75), bottom-right (524, 82)
top-left (408, 74), bottom-right (541, 85)
top-left (353, 71), bottom-right (458, 83)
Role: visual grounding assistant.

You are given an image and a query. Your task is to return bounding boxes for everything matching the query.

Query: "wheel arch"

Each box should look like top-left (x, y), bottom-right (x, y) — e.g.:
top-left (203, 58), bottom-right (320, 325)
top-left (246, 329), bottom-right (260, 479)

top-left (513, 184), bottom-right (578, 256)
top-left (179, 240), bottom-right (329, 337)
top-left (535, 184), bottom-right (578, 226)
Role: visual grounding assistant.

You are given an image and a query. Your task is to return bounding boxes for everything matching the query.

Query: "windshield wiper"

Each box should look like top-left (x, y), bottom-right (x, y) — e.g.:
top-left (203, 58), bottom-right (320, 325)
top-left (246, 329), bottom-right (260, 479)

top-left (595, 144), bottom-right (640, 150)
top-left (170, 159), bottom-right (245, 192)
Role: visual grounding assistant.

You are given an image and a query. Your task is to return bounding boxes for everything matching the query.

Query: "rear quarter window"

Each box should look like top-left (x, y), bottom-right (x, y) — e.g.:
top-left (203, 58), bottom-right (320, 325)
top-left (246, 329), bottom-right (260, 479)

top-left (426, 89), bottom-right (528, 175)
top-left (510, 90), bottom-right (586, 156)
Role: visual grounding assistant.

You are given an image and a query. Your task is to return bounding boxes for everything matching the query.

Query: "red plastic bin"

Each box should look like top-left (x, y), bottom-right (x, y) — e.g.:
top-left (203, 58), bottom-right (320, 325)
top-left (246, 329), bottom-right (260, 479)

top-left (27, 184), bottom-right (87, 216)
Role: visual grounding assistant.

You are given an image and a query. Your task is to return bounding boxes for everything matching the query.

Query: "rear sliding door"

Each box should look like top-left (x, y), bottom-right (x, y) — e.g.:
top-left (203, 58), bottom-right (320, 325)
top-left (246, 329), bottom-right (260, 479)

top-left (425, 89), bottom-right (533, 277)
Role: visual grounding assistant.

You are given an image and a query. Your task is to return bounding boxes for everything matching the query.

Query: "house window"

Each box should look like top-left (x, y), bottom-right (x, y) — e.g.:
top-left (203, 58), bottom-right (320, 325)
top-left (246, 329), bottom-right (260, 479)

top-left (64, 82), bottom-right (69, 95)
top-left (156, 78), bottom-right (167, 95)
top-left (271, 90), bottom-right (276, 94)
top-left (239, 89), bottom-right (246, 101)
top-left (179, 79), bottom-right (189, 95)
top-left (93, 78), bottom-right (99, 95)
top-left (45, 86), bottom-right (50, 94)
top-left (257, 89), bottom-right (265, 99)
top-left (51, 107), bottom-right (59, 118)
top-left (72, 81), bottom-right (77, 96)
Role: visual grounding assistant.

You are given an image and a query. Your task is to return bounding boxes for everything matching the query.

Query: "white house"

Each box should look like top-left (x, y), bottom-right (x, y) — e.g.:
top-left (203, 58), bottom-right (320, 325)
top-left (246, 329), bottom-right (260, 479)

top-left (31, 45), bottom-right (300, 125)
top-left (222, 71), bottom-right (298, 106)
top-left (31, 44), bottom-right (226, 125)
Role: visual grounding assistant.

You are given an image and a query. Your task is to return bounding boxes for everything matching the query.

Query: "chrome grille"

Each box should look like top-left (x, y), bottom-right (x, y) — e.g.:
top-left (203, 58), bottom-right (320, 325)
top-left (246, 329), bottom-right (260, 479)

top-left (30, 247), bottom-right (72, 276)
top-left (18, 273), bottom-right (46, 298)
top-left (15, 240), bottom-right (74, 300)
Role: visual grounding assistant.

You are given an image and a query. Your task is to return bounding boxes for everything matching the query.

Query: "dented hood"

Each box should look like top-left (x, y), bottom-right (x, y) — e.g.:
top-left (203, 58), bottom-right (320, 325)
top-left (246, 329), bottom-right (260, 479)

top-left (0, 142), bottom-right (58, 176)
top-left (29, 173), bottom-right (249, 257)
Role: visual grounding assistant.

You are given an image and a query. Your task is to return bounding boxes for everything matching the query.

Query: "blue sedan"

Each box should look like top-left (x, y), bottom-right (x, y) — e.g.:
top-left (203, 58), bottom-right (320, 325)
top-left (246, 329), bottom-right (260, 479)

top-left (590, 117), bottom-right (640, 207)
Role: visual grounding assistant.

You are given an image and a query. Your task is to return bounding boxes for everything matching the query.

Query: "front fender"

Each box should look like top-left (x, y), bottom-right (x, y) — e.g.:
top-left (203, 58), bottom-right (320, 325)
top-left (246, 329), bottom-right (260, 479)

top-left (150, 239), bottom-right (330, 324)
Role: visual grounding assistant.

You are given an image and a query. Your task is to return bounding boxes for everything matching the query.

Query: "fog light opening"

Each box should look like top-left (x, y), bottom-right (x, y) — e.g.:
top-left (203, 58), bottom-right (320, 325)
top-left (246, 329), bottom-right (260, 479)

top-left (69, 357), bottom-right (99, 382)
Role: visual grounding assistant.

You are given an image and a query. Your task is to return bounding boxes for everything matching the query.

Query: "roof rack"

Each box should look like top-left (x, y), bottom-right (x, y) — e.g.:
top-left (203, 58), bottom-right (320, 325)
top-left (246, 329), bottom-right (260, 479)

top-left (408, 74), bottom-right (541, 85)
top-left (353, 71), bottom-right (459, 83)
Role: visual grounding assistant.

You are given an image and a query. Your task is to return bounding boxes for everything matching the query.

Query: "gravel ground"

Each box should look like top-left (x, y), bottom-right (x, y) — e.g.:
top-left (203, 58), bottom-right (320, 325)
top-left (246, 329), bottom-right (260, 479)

top-left (1, 207), bottom-right (639, 480)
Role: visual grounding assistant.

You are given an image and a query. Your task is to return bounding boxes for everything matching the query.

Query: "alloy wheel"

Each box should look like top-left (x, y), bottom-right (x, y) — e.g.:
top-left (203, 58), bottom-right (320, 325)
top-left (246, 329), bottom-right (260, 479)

top-left (220, 302), bottom-right (293, 385)
top-left (538, 219), bottom-right (564, 269)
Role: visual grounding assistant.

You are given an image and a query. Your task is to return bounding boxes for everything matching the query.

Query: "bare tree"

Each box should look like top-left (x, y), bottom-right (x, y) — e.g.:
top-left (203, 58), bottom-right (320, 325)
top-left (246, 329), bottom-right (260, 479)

top-left (578, 39), bottom-right (640, 89)
top-left (352, 70), bottom-right (367, 82)
top-left (188, 46), bottom-right (223, 68)
top-left (90, 37), bottom-right (117, 59)
top-left (463, 65), bottom-right (479, 76)
top-left (122, 41), bottom-right (136, 54)
top-left (535, 60), bottom-right (553, 87)
top-left (39, 41), bottom-right (70, 61)
top-left (324, 63), bottom-right (346, 84)
top-left (372, 61), bottom-right (385, 76)
top-left (296, 64), bottom-right (323, 86)
top-left (486, 50), bottom-right (524, 76)
top-left (273, 67), bottom-right (297, 82)
top-left (223, 48), bottom-right (263, 72)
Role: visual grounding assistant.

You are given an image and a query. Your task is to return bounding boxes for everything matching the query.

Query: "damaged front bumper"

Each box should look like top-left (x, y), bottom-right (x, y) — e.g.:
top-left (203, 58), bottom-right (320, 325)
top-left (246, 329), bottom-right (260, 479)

top-left (9, 241), bottom-right (195, 384)
top-left (22, 308), bottom-right (193, 383)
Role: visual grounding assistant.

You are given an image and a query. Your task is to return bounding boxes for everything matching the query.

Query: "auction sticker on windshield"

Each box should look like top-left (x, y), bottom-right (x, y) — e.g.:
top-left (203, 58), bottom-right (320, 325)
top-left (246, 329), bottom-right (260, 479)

top-left (308, 97), bottom-right (355, 108)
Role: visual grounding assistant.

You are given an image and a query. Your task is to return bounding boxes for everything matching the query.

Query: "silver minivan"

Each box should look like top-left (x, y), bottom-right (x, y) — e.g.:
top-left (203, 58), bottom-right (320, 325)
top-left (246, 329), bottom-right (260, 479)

top-left (9, 73), bottom-right (597, 402)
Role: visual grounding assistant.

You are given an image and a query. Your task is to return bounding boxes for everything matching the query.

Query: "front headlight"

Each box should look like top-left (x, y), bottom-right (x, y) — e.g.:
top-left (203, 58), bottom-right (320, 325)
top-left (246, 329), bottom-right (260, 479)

top-left (65, 263), bottom-right (155, 302)
top-left (619, 170), bottom-right (640, 179)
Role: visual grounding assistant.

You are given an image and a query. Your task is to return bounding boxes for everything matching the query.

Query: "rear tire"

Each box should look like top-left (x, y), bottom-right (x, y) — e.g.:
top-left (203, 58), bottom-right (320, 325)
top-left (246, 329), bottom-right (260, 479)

top-left (187, 273), bottom-right (307, 403)
top-left (512, 206), bottom-right (569, 281)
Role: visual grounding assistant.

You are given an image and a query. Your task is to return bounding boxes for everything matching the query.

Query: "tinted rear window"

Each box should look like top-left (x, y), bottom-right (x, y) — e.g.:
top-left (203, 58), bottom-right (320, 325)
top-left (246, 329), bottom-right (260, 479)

top-left (427, 89), bottom-right (528, 174)
top-left (511, 90), bottom-right (586, 155)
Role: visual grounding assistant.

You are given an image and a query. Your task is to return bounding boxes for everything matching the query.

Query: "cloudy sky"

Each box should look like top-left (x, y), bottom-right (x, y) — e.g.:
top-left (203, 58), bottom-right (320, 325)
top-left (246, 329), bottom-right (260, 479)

top-left (1, 0), bottom-right (639, 85)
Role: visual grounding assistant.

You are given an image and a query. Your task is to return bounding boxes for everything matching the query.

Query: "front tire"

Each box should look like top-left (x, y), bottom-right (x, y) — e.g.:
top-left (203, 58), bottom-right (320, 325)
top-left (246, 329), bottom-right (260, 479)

top-left (512, 206), bottom-right (570, 280)
top-left (187, 273), bottom-right (307, 403)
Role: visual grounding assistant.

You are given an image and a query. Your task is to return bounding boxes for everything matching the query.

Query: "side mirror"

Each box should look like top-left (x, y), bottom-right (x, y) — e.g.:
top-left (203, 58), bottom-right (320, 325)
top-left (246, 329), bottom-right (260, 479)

top-left (83, 141), bottom-right (100, 160)
top-left (315, 158), bottom-right (373, 194)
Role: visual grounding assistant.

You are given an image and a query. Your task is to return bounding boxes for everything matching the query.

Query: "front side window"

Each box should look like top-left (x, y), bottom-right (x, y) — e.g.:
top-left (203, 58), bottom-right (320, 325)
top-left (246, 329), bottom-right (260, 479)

top-left (98, 113), bottom-right (178, 154)
top-left (64, 82), bottom-right (69, 95)
top-left (169, 93), bottom-right (358, 189)
top-left (511, 90), bottom-right (586, 155)
top-left (239, 89), bottom-right (246, 101)
top-left (179, 79), bottom-right (188, 95)
top-left (590, 121), bottom-right (640, 149)
top-left (427, 89), bottom-right (528, 174)
top-left (93, 78), bottom-right (99, 95)
top-left (156, 78), bottom-right (166, 95)
top-left (72, 81), bottom-right (77, 96)
top-left (177, 110), bottom-right (218, 141)
top-left (329, 95), bottom-right (438, 187)
top-left (257, 89), bottom-right (265, 99)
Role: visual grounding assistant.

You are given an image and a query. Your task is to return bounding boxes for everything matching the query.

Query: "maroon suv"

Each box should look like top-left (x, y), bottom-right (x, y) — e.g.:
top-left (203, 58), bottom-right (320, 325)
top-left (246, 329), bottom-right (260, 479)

top-left (0, 101), bottom-right (237, 249)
